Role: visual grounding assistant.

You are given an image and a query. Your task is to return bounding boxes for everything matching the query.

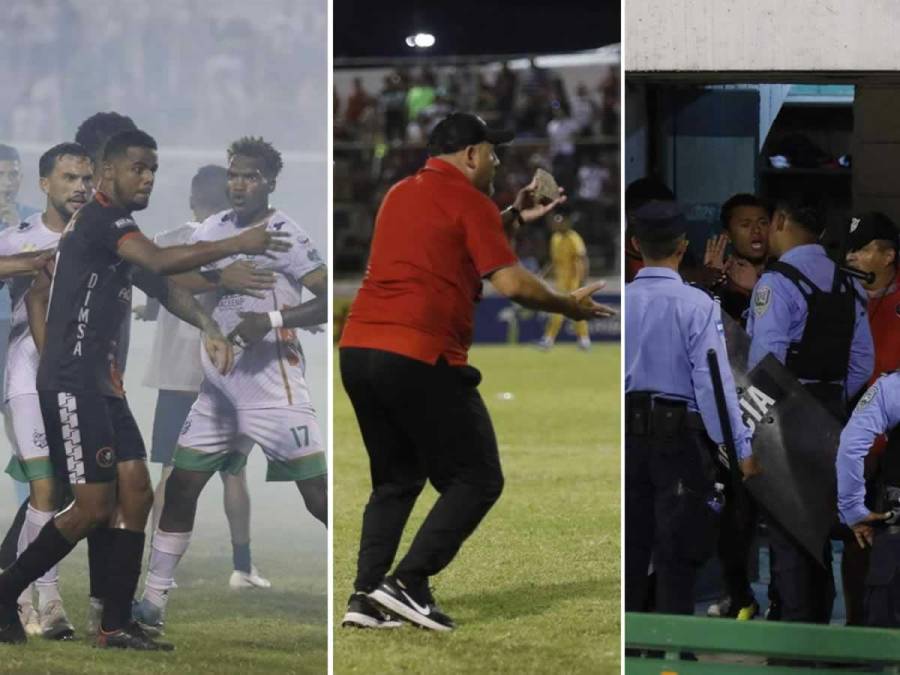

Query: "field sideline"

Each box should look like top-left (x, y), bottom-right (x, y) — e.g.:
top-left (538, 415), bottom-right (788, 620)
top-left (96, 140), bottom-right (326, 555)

top-left (333, 343), bottom-right (621, 674)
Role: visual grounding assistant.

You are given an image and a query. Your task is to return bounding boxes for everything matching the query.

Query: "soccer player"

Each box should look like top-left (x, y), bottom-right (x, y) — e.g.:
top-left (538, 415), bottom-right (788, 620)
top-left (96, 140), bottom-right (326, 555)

top-left (0, 142), bottom-right (92, 639)
top-left (138, 164), bottom-right (276, 589)
top-left (134, 137), bottom-right (327, 631)
top-left (0, 129), bottom-right (292, 650)
top-left (537, 210), bottom-right (590, 350)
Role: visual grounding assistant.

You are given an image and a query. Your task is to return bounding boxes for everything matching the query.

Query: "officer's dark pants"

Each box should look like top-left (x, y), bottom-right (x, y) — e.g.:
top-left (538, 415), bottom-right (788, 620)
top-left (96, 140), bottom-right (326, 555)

top-left (626, 420), bottom-right (718, 615)
top-left (340, 348), bottom-right (504, 595)
top-left (766, 516), bottom-right (835, 623)
top-left (716, 478), bottom-right (757, 609)
top-left (865, 529), bottom-right (900, 627)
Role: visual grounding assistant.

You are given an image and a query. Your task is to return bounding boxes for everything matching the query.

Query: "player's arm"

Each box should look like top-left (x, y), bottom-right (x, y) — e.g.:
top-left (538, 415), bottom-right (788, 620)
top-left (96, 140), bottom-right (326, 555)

top-left (133, 269), bottom-right (234, 374)
top-left (489, 264), bottom-right (615, 320)
top-left (836, 378), bottom-right (896, 546)
top-left (116, 224), bottom-right (291, 276)
top-left (25, 266), bottom-right (52, 354)
top-left (226, 266), bottom-right (327, 347)
top-left (0, 249), bottom-right (54, 279)
top-left (169, 261), bottom-right (276, 299)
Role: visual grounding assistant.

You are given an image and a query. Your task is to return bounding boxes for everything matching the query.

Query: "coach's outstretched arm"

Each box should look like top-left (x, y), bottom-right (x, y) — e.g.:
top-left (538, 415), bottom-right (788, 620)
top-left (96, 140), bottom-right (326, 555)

top-left (117, 223), bottom-right (292, 276)
top-left (226, 266), bottom-right (328, 347)
top-left (489, 264), bottom-right (616, 321)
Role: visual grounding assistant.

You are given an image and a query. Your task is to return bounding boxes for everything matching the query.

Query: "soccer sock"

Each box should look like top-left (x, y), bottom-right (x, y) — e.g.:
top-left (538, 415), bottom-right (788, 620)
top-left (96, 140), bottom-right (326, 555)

top-left (0, 498), bottom-right (29, 569)
top-left (232, 542), bottom-right (251, 574)
top-left (100, 529), bottom-right (145, 633)
top-left (87, 526), bottom-right (113, 604)
top-left (15, 512), bottom-right (33, 608)
top-left (0, 520), bottom-right (74, 605)
top-left (22, 506), bottom-right (61, 610)
top-left (143, 529), bottom-right (192, 610)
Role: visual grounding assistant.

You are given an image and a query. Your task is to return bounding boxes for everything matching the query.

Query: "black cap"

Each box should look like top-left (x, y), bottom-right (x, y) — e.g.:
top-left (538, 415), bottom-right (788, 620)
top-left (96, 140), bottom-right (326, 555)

top-left (426, 113), bottom-right (515, 156)
top-left (847, 212), bottom-right (900, 252)
top-left (629, 200), bottom-right (687, 241)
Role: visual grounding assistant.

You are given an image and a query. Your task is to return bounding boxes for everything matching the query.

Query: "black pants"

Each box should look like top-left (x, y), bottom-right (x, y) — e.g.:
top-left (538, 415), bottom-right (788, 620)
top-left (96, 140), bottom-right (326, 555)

top-left (865, 529), bottom-right (900, 628)
top-left (625, 427), bottom-right (718, 615)
top-left (766, 515), bottom-right (834, 623)
top-left (340, 348), bottom-right (504, 594)
top-left (716, 477), bottom-right (757, 608)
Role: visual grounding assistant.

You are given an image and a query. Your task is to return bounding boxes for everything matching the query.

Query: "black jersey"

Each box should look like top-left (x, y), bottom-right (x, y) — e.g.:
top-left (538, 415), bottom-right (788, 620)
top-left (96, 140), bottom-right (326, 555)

top-left (36, 193), bottom-right (166, 397)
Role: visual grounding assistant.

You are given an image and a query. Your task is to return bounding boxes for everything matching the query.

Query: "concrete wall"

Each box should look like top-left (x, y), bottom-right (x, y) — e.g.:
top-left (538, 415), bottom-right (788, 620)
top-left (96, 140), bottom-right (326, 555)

top-left (853, 86), bottom-right (900, 223)
top-left (627, 1), bottom-right (900, 73)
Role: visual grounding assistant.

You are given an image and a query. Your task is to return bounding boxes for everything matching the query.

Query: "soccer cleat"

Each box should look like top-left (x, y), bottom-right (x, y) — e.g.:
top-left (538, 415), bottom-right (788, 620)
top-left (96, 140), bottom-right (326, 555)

top-left (0, 601), bottom-right (25, 644)
top-left (369, 576), bottom-right (455, 632)
top-left (342, 592), bottom-right (402, 629)
top-left (18, 602), bottom-right (41, 637)
top-left (229, 565), bottom-right (272, 589)
top-left (86, 598), bottom-right (103, 636)
top-left (533, 337), bottom-right (554, 352)
top-left (40, 600), bottom-right (75, 640)
top-left (95, 621), bottom-right (174, 651)
top-left (735, 600), bottom-right (760, 621)
top-left (132, 598), bottom-right (165, 637)
top-left (577, 337), bottom-right (592, 351)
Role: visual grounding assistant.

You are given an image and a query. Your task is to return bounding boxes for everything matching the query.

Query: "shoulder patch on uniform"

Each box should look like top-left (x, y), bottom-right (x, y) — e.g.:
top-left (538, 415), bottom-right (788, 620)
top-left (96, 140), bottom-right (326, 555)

top-left (753, 285), bottom-right (771, 317)
top-left (856, 382), bottom-right (878, 410)
top-left (113, 217), bottom-right (136, 229)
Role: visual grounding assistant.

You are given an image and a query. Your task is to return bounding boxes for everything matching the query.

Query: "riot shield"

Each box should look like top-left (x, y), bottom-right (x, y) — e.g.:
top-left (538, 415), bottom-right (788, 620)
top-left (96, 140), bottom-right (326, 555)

top-left (722, 312), bottom-right (841, 566)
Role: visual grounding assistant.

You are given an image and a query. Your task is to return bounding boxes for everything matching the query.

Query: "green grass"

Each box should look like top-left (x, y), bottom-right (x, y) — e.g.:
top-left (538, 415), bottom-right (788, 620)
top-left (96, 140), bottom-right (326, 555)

top-left (334, 344), bottom-right (621, 674)
top-left (0, 465), bottom-right (326, 674)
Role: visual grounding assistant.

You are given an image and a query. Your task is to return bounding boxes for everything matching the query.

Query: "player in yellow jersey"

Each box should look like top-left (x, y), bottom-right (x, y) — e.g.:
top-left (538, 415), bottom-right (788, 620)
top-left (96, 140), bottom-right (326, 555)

top-left (538, 212), bottom-right (591, 350)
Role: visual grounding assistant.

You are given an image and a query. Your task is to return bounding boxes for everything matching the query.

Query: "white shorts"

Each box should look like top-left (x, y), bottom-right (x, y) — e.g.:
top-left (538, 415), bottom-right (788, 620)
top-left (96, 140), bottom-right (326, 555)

top-left (173, 384), bottom-right (326, 482)
top-left (4, 393), bottom-right (52, 482)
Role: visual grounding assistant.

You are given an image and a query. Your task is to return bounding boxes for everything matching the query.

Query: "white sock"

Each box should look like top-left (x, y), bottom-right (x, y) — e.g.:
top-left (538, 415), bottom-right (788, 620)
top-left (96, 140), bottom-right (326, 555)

top-left (143, 529), bottom-right (192, 610)
top-left (22, 506), bottom-right (62, 611)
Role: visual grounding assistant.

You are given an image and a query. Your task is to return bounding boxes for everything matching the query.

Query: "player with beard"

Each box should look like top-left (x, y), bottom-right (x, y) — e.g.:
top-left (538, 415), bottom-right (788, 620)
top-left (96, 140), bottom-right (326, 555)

top-left (0, 143), bottom-right (92, 639)
top-left (0, 129), bottom-right (292, 650)
top-left (134, 137), bottom-right (328, 632)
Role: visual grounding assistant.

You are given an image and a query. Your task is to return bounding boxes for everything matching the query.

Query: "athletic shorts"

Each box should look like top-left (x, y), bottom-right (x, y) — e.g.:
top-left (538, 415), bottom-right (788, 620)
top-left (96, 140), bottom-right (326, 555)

top-left (173, 385), bottom-right (326, 482)
top-left (38, 391), bottom-right (147, 485)
top-left (3, 393), bottom-right (52, 482)
top-left (150, 390), bottom-right (198, 465)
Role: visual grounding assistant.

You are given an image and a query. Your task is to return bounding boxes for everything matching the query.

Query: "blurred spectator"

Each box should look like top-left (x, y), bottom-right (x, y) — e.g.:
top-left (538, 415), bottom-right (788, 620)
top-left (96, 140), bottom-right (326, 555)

top-left (381, 73), bottom-right (408, 143)
top-left (344, 77), bottom-right (374, 131)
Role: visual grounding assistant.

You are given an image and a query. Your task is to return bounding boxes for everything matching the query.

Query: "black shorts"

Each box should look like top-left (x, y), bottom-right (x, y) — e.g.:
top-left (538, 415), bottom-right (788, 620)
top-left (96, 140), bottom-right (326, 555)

top-left (39, 391), bottom-right (147, 484)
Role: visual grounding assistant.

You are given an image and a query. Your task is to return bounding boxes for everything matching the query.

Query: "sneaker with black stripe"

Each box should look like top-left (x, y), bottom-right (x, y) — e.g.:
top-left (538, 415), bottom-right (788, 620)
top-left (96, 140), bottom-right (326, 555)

top-left (341, 592), bottom-right (402, 629)
top-left (369, 576), bottom-right (455, 632)
top-left (0, 600), bottom-right (25, 644)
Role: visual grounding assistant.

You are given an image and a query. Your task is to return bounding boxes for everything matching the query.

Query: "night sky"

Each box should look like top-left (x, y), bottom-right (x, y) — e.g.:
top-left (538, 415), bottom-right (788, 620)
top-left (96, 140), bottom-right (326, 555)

top-left (335, 0), bottom-right (620, 60)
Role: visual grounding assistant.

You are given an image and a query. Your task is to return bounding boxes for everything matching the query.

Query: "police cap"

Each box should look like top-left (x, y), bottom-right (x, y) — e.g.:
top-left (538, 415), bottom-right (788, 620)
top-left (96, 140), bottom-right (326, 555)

top-left (629, 200), bottom-right (687, 242)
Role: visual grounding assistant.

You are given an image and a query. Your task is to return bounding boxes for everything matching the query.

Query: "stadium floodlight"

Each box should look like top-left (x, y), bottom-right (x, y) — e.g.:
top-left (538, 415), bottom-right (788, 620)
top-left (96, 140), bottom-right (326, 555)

top-left (405, 32), bottom-right (436, 48)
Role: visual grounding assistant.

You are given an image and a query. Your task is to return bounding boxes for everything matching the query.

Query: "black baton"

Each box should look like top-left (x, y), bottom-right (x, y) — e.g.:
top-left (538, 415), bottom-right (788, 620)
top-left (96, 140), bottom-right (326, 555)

top-left (707, 348), bottom-right (747, 514)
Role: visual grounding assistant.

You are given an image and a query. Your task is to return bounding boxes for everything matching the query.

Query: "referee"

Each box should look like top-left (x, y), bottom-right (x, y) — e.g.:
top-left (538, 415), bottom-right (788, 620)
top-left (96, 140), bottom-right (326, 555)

top-left (339, 112), bottom-right (614, 631)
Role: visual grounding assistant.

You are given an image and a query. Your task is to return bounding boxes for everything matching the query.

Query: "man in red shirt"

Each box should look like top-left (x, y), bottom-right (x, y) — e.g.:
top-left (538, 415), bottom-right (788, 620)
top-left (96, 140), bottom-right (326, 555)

top-left (339, 113), bottom-right (614, 631)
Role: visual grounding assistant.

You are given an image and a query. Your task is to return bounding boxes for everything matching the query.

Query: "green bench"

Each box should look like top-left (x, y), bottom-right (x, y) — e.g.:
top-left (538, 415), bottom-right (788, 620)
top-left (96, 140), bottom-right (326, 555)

top-left (626, 612), bottom-right (900, 674)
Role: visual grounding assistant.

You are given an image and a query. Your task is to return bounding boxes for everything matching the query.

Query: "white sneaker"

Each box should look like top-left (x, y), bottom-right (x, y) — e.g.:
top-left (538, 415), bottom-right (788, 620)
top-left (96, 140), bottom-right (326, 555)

top-left (86, 598), bottom-right (102, 636)
top-left (578, 337), bottom-right (592, 351)
top-left (229, 565), bottom-right (272, 589)
top-left (18, 602), bottom-right (41, 637)
top-left (40, 599), bottom-right (74, 640)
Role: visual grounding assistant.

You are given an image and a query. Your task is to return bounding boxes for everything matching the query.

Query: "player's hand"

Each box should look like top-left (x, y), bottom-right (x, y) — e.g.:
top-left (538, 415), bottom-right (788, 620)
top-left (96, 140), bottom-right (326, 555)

top-left (565, 280), bottom-right (617, 321)
top-left (26, 251), bottom-right (55, 275)
top-left (203, 330), bottom-right (234, 375)
top-left (234, 223), bottom-right (293, 257)
top-left (227, 311), bottom-right (272, 349)
top-left (739, 455), bottom-right (762, 479)
top-left (726, 257), bottom-right (759, 293)
top-left (704, 234), bottom-right (728, 272)
top-left (513, 178), bottom-right (567, 224)
top-left (851, 511), bottom-right (891, 549)
top-left (221, 260), bottom-right (276, 299)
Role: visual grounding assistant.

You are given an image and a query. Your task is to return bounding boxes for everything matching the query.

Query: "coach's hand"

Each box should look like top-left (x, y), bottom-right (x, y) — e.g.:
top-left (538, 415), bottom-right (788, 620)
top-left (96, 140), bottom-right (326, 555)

top-left (203, 330), bottom-right (234, 375)
top-left (228, 311), bottom-right (273, 349)
top-left (234, 223), bottom-right (293, 257)
top-left (513, 179), bottom-right (567, 224)
top-left (851, 511), bottom-right (891, 549)
top-left (221, 260), bottom-right (276, 299)
top-left (565, 280), bottom-right (616, 321)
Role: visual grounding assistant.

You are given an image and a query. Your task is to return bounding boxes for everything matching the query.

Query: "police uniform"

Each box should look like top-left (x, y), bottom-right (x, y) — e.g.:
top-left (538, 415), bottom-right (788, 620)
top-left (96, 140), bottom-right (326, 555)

top-left (836, 371), bottom-right (900, 627)
top-left (625, 202), bottom-right (752, 615)
top-left (747, 241), bottom-right (875, 623)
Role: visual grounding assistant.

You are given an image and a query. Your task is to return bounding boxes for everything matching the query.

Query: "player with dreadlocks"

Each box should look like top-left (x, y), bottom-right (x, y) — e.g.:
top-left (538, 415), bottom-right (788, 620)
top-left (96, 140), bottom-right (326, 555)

top-left (134, 137), bottom-right (328, 632)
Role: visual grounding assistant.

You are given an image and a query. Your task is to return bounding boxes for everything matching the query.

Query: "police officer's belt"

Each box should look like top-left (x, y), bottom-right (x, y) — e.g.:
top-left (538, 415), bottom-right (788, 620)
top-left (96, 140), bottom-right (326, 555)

top-left (625, 392), bottom-right (706, 437)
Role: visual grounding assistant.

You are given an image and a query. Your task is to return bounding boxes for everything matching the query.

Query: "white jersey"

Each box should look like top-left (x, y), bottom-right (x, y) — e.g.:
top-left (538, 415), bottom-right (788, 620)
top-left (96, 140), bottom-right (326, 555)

top-left (142, 222), bottom-right (208, 392)
top-left (0, 212), bottom-right (61, 401)
top-left (191, 209), bottom-right (323, 409)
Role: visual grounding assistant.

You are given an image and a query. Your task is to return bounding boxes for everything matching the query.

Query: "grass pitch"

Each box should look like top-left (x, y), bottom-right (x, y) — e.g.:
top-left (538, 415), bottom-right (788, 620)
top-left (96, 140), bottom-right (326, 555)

top-left (334, 343), bottom-right (621, 674)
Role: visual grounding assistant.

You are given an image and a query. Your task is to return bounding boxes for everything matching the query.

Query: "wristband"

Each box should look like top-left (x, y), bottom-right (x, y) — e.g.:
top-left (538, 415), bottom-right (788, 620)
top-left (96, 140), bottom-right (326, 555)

top-left (268, 311), bottom-right (284, 329)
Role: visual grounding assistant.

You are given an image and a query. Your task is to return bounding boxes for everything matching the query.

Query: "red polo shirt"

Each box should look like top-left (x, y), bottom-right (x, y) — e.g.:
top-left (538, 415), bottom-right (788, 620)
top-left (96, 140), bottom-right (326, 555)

top-left (340, 158), bottom-right (518, 365)
top-left (868, 269), bottom-right (900, 382)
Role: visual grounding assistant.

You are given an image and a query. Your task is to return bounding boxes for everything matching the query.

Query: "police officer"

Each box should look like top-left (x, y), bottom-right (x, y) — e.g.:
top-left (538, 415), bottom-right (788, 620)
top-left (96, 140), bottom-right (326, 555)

top-left (836, 371), bottom-right (899, 627)
top-left (625, 200), bottom-right (755, 615)
top-left (747, 198), bottom-right (875, 624)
